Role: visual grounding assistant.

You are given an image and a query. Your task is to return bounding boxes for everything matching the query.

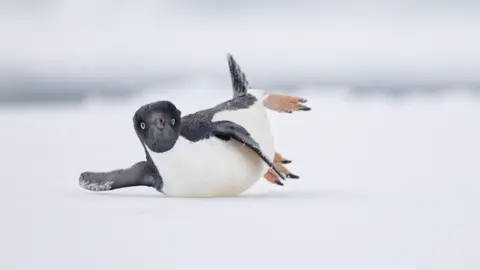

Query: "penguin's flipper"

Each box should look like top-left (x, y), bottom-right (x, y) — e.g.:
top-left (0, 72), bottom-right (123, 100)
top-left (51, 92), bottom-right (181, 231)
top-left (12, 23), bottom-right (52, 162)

top-left (212, 120), bottom-right (285, 181)
top-left (227, 53), bottom-right (251, 98)
top-left (79, 161), bottom-right (156, 192)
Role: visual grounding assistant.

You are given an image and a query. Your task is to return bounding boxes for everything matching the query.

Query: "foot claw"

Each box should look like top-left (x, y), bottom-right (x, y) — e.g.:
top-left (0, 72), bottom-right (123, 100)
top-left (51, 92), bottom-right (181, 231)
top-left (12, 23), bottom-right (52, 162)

top-left (274, 163), bottom-right (299, 180)
top-left (265, 152), bottom-right (299, 185)
top-left (286, 173), bottom-right (300, 179)
top-left (264, 169), bottom-right (285, 186)
top-left (274, 152), bottom-right (293, 164)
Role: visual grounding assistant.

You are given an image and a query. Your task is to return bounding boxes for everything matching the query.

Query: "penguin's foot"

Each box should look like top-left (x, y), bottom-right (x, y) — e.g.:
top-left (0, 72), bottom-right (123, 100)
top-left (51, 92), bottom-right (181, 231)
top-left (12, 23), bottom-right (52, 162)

top-left (275, 163), bottom-right (299, 179)
top-left (264, 94), bottom-right (311, 113)
top-left (274, 152), bottom-right (292, 164)
top-left (263, 164), bottom-right (299, 186)
top-left (264, 152), bottom-right (300, 186)
top-left (264, 169), bottom-right (284, 186)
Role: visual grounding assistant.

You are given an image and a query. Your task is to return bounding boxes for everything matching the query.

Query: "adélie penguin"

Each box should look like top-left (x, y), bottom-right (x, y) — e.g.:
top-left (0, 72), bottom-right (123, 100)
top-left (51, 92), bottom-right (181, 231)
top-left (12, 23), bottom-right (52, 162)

top-left (79, 95), bottom-right (285, 198)
top-left (226, 53), bottom-right (311, 185)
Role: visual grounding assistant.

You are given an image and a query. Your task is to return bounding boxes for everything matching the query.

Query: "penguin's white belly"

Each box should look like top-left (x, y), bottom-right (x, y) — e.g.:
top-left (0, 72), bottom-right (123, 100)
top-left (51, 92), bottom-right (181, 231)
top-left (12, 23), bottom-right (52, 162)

top-left (149, 137), bottom-right (266, 197)
top-left (148, 95), bottom-right (274, 198)
top-left (213, 94), bottom-right (275, 164)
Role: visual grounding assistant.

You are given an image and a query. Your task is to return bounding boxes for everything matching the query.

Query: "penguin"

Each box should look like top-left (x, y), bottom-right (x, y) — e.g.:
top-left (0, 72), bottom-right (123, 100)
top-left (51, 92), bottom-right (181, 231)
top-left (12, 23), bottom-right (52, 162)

top-left (226, 53), bottom-right (311, 186)
top-left (79, 95), bottom-right (285, 198)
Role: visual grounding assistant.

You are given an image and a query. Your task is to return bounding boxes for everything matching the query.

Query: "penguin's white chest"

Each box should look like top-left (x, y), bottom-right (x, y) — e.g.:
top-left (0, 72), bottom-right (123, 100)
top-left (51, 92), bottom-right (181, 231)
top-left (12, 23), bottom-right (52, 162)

top-left (147, 95), bottom-right (274, 198)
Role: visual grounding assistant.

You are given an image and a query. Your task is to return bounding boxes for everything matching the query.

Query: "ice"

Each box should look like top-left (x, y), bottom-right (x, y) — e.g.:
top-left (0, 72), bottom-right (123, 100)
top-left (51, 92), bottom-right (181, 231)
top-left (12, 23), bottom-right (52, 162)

top-left (0, 87), bottom-right (478, 270)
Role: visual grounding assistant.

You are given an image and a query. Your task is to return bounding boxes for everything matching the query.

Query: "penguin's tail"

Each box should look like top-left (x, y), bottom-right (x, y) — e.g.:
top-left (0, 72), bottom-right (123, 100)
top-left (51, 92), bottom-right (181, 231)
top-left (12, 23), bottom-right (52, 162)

top-left (226, 53), bottom-right (251, 98)
top-left (78, 161), bottom-right (155, 192)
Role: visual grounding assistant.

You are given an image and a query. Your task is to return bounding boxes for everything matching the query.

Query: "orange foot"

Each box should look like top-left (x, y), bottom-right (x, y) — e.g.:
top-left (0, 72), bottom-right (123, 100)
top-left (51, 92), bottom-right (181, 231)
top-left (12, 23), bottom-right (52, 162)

top-left (274, 152), bottom-right (292, 164)
top-left (264, 169), bottom-right (284, 186)
top-left (264, 94), bottom-right (311, 113)
top-left (264, 152), bottom-right (300, 186)
top-left (275, 163), bottom-right (299, 179)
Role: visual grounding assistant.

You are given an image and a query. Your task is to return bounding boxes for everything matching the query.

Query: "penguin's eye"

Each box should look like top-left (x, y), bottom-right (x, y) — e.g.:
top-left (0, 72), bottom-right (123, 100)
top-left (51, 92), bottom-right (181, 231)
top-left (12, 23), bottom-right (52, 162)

top-left (140, 122), bottom-right (146, 129)
top-left (171, 118), bottom-right (176, 126)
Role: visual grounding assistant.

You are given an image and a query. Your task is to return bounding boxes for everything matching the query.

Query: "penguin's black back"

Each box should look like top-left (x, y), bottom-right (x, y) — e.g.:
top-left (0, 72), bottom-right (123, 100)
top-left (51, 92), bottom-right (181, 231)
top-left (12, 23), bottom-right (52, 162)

top-left (180, 94), bottom-right (257, 142)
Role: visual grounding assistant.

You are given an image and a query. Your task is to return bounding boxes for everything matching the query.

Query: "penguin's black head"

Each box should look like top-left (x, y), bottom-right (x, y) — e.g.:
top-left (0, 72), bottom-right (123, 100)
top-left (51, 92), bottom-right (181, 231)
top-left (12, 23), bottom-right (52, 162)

top-left (133, 101), bottom-right (182, 153)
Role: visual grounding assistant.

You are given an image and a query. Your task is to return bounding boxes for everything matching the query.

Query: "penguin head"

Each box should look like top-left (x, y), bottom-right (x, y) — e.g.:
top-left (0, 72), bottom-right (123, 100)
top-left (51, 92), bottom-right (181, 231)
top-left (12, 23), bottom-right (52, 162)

top-left (133, 101), bottom-right (182, 153)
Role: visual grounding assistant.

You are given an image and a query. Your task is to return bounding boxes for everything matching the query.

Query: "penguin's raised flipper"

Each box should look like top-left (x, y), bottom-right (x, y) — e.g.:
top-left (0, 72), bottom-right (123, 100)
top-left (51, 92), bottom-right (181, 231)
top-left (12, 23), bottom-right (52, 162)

top-left (212, 120), bottom-right (285, 181)
top-left (264, 94), bottom-right (311, 113)
top-left (227, 53), bottom-right (251, 98)
top-left (79, 161), bottom-right (157, 192)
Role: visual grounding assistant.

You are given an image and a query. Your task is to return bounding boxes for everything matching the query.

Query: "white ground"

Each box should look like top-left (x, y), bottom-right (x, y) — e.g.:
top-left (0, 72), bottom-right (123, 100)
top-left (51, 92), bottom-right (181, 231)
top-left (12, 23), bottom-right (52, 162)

top-left (0, 86), bottom-right (479, 270)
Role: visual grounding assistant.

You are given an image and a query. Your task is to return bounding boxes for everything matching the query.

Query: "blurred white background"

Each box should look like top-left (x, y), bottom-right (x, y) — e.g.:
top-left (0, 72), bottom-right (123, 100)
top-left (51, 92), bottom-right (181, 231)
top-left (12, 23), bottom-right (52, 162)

top-left (1, 0), bottom-right (480, 102)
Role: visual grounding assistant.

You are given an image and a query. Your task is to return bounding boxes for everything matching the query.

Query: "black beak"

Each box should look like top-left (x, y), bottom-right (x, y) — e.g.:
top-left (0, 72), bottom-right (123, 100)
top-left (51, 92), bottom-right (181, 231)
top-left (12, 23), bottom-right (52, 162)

top-left (155, 117), bottom-right (165, 129)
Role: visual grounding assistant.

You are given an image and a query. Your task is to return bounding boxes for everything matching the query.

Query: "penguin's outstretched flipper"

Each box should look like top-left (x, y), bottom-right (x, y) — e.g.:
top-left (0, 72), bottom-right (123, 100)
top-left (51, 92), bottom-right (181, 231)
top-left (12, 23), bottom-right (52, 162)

top-left (212, 120), bottom-right (286, 182)
top-left (79, 161), bottom-right (156, 192)
top-left (226, 53), bottom-right (311, 113)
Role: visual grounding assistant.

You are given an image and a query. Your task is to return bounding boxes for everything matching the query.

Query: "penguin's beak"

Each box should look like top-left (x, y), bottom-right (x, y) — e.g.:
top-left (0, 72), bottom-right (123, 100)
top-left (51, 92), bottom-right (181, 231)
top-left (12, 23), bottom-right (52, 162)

top-left (155, 117), bottom-right (165, 129)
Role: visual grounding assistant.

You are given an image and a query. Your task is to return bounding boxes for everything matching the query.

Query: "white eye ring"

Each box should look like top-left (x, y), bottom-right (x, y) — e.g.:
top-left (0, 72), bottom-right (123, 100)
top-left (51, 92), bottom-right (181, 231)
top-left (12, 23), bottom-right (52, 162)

top-left (171, 118), bottom-right (175, 125)
top-left (140, 122), bottom-right (146, 129)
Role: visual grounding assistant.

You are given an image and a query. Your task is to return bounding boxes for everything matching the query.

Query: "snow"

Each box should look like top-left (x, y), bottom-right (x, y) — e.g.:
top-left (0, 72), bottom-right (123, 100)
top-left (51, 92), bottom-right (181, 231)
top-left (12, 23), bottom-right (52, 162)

top-left (0, 86), bottom-right (479, 270)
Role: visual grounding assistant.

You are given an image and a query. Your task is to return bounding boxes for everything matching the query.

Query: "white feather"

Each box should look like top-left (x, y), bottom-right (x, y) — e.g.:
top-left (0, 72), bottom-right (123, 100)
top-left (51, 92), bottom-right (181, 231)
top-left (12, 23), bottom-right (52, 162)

top-left (146, 89), bottom-right (275, 198)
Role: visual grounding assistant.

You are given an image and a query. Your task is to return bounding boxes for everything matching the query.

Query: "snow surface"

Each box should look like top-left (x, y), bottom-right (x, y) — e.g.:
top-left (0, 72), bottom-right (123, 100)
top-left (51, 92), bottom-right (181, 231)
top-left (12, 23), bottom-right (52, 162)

top-left (0, 86), bottom-right (479, 270)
